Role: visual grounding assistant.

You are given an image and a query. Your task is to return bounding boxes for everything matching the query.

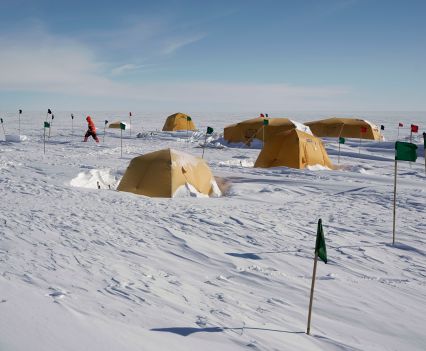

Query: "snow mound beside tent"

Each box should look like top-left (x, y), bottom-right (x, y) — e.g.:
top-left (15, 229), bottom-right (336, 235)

top-left (70, 169), bottom-right (120, 189)
top-left (4, 134), bottom-right (28, 142)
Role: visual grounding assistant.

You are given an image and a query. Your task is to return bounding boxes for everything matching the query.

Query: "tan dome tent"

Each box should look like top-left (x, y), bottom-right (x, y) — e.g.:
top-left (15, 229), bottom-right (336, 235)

top-left (109, 121), bottom-right (127, 129)
top-left (305, 117), bottom-right (381, 140)
top-left (162, 113), bottom-right (196, 131)
top-left (224, 117), bottom-right (311, 145)
top-left (117, 149), bottom-right (218, 198)
top-left (254, 129), bottom-right (333, 170)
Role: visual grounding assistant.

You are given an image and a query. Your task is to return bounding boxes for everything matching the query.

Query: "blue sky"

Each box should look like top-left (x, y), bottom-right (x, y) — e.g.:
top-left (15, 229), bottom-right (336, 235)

top-left (0, 0), bottom-right (425, 111)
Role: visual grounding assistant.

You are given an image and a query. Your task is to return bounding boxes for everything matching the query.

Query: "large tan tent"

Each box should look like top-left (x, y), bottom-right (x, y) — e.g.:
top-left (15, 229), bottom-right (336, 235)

top-left (117, 149), bottom-right (216, 198)
top-left (254, 129), bottom-right (333, 170)
top-left (109, 121), bottom-right (127, 129)
top-left (224, 117), bottom-right (311, 145)
top-left (162, 113), bottom-right (196, 131)
top-left (305, 117), bottom-right (381, 140)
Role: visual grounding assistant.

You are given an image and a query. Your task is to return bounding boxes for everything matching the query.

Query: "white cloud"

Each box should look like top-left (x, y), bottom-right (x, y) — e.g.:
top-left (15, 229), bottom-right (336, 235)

top-left (161, 34), bottom-right (206, 55)
top-left (110, 64), bottom-right (147, 76)
top-left (0, 28), bottom-right (349, 110)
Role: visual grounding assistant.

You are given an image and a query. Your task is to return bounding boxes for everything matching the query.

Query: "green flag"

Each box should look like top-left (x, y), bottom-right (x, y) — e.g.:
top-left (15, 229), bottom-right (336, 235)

top-left (206, 126), bottom-right (214, 134)
top-left (120, 122), bottom-right (126, 130)
top-left (263, 119), bottom-right (269, 126)
top-left (423, 132), bottom-right (426, 149)
top-left (0, 118), bottom-right (3, 124)
top-left (315, 219), bottom-right (327, 263)
top-left (395, 141), bottom-right (417, 162)
top-left (187, 116), bottom-right (192, 121)
top-left (339, 137), bottom-right (345, 144)
top-left (44, 121), bottom-right (50, 128)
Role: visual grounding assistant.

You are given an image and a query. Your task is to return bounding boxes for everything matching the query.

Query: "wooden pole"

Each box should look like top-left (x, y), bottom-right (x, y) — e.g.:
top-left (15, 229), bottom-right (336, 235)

top-left (359, 131), bottom-right (362, 154)
top-left (120, 128), bottom-right (123, 158)
top-left (202, 133), bottom-right (208, 159)
top-left (43, 126), bottom-right (46, 155)
top-left (18, 111), bottom-right (21, 136)
top-left (306, 253), bottom-right (318, 335)
top-left (338, 142), bottom-right (341, 164)
top-left (424, 133), bottom-right (426, 176)
top-left (397, 126), bottom-right (400, 140)
top-left (263, 125), bottom-right (265, 149)
top-left (48, 115), bottom-right (52, 138)
top-left (1, 119), bottom-right (6, 138)
top-left (392, 159), bottom-right (398, 245)
top-left (103, 124), bottom-right (106, 142)
top-left (129, 116), bottom-right (132, 137)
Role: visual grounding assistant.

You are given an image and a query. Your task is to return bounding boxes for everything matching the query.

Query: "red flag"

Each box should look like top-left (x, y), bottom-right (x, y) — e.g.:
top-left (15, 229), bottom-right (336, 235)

top-left (398, 122), bottom-right (403, 127)
top-left (411, 124), bottom-right (419, 133)
top-left (360, 126), bottom-right (367, 133)
top-left (260, 113), bottom-right (264, 118)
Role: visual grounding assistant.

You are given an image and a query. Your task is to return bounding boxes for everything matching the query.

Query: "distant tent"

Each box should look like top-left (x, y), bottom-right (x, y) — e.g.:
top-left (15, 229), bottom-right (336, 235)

top-left (224, 117), bottom-right (311, 145)
top-left (162, 113), bottom-right (196, 131)
top-left (305, 117), bottom-right (381, 140)
top-left (117, 149), bottom-right (216, 198)
top-left (254, 129), bottom-right (333, 170)
top-left (109, 121), bottom-right (128, 129)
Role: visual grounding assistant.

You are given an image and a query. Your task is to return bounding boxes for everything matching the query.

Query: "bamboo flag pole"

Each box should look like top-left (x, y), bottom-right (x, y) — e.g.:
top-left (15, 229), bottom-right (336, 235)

top-left (103, 120), bottom-right (108, 142)
top-left (120, 122), bottom-right (126, 158)
top-left (129, 112), bottom-right (132, 137)
top-left (263, 119), bottom-right (269, 149)
top-left (423, 132), bottom-right (426, 175)
top-left (392, 158), bottom-right (398, 245)
top-left (306, 252), bottom-right (318, 335)
top-left (393, 141), bottom-right (418, 245)
top-left (71, 114), bottom-right (74, 138)
top-left (306, 219), bottom-right (327, 335)
top-left (43, 121), bottom-right (50, 155)
top-left (0, 118), bottom-right (5, 139)
top-left (18, 109), bottom-right (22, 136)
top-left (48, 114), bottom-right (54, 138)
top-left (202, 127), bottom-right (214, 159)
top-left (359, 130), bottom-right (361, 154)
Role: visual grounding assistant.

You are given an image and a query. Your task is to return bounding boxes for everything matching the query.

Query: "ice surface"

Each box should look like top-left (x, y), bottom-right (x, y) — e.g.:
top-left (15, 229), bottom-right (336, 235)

top-left (0, 111), bottom-right (425, 351)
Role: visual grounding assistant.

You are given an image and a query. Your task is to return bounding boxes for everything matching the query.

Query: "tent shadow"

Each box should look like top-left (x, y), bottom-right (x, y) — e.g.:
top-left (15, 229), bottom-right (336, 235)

top-left (150, 326), bottom-right (304, 337)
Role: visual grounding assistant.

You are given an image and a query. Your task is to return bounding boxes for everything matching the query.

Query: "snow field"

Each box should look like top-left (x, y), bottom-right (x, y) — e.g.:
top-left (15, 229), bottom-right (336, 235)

top-left (0, 111), bottom-right (425, 351)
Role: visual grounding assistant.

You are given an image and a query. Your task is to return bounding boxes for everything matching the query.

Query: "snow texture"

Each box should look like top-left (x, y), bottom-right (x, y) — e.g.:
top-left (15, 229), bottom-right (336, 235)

top-left (0, 111), bottom-right (425, 351)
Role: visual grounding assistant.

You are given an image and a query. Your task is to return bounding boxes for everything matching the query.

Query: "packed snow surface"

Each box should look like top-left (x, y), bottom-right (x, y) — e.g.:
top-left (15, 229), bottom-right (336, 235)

top-left (0, 111), bottom-right (425, 351)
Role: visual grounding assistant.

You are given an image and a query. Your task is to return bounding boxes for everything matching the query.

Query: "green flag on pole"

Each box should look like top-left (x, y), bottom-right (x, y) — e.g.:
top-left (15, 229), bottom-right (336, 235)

top-left (0, 118), bottom-right (3, 124)
top-left (187, 116), bottom-right (192, 121)
top-left (395, 141), bottom-right (417, 162)
top-left (315, 219), bottom-right (327, 263)
top-left (44, 121), bottom-right (50, 128)
top-left (120, 122), bottom-right (126, 130)
top-left (423, 132), bottom-right (426, 149)
top-left (339, 137), bottom-right (345, 144)
top-left (263, 119), bottom-right (269, 126)
top-left (206, 126), bottom-right (214, 134)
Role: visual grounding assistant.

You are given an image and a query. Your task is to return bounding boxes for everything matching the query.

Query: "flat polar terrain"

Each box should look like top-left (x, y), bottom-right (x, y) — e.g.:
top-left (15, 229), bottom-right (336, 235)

top-left (0, 111), bottom-right (425, 351)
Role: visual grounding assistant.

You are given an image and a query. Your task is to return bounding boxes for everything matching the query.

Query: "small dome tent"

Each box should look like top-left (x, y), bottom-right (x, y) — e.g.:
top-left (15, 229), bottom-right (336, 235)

top-left (224, 117), bottom-right (311, 145)
top-left (162, 113), bottom-right (196, 131)
top-left (305, 117), bottom-right (381, 140)
top-left (109, 121), bottom-right (128, 129)
top-left (254, 129), bottom-right (333, 170)
top-left (117, 149), bottom-right (219, 198)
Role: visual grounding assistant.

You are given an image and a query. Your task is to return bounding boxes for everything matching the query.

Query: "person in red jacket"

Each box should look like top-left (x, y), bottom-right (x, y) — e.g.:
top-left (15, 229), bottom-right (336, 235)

top-left (84, 116), bottom-right (99, 143)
